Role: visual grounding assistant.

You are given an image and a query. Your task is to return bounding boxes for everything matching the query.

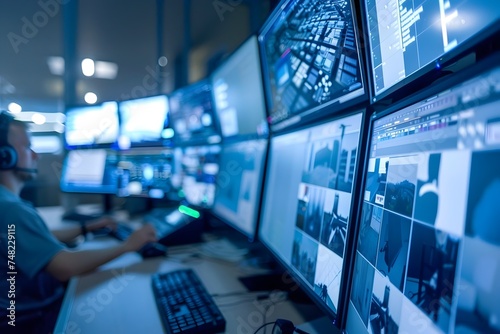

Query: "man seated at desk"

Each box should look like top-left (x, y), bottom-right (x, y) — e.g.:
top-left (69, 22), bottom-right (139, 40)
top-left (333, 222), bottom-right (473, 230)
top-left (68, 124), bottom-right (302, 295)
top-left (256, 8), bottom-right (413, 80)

top-left (0, 111), bottom-right (158, 333)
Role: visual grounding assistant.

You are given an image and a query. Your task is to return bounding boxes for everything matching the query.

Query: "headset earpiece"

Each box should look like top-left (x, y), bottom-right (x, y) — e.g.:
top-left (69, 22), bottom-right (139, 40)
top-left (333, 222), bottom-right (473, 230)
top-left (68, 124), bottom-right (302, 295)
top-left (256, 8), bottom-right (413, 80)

top-left (0, 111), bottom-right (18, 170)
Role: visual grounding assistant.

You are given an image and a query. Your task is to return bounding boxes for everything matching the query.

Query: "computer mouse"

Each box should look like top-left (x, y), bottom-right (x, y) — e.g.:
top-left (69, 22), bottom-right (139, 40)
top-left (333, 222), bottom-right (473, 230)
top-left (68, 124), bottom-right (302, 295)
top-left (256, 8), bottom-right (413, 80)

top-left (140, 243), bottom-right (168, 258)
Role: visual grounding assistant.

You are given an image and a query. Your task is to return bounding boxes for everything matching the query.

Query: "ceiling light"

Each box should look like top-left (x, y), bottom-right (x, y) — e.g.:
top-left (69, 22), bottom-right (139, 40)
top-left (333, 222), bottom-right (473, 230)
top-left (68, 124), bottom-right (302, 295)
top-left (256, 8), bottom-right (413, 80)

top-left (7, 102), bottom-right (22, 113)
top-left (81, 58), bottom-right (95, 77)
top-left (47, 56), bottom-right (65, 76)
top-left (158, 56), bottom-right (168, 67)
top-left (94, 61), bottom-right (118, 79)
top-left (32, 113), bottom-right (46, 125)
top-left (84, 92), bottom-right (98, 104)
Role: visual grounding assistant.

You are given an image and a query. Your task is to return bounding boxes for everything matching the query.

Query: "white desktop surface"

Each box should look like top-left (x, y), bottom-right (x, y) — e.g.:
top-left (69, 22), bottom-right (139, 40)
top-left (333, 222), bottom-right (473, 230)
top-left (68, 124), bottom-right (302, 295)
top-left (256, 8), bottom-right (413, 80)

top-left (38, 206), bottom-right (339, 334)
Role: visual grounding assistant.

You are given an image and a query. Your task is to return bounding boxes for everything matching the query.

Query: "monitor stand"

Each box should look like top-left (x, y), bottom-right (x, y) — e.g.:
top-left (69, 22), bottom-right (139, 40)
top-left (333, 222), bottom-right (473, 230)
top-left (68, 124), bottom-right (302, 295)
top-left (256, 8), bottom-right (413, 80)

top-left (238, 267), bottom-right (313, 304)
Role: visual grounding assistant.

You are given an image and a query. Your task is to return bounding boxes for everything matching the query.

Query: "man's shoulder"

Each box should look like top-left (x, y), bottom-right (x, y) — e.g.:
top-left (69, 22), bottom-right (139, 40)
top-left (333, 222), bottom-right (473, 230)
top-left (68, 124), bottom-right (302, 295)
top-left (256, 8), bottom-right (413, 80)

top-left (0, 198), bottom-right (41, 224)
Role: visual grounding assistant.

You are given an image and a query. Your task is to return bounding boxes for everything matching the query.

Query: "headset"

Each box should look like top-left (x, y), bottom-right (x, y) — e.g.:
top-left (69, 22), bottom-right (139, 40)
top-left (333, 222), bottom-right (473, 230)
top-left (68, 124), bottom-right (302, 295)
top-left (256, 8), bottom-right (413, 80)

top-left (0, 111), bottom-right (37, 173)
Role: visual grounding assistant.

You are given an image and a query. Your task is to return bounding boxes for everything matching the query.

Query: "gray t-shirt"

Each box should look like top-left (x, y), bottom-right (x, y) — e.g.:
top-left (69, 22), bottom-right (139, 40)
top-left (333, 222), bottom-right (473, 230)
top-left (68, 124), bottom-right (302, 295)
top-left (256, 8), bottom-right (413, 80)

top-left (0, 185), bottom-right (65, 313)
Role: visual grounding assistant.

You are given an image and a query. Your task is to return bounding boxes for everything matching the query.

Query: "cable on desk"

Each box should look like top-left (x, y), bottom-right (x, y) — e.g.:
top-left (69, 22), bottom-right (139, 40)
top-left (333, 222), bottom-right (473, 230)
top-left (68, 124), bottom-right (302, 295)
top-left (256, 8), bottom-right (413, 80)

top-left (253, 322), bottom-right (276, 334)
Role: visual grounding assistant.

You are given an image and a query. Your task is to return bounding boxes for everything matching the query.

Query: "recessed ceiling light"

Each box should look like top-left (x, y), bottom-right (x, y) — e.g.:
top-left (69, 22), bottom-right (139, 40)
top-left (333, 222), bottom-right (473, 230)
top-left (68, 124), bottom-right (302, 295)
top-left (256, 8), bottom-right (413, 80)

top-left (158, 56), bottom-right (168, 67)
top-left (84, 92), bottom-right (98, 104)
top-left (32, 113), bottom-right (46, 125)
top-left (8, 102), bottom-right (22, 113)
top-left (82, 58), bottom-right (95, 77)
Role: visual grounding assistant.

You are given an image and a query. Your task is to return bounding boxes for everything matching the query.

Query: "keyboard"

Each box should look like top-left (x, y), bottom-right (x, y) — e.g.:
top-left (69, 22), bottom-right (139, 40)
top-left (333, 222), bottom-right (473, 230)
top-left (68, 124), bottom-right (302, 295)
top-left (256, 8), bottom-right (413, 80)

top-left (151, 269), bottom-right (226, 334)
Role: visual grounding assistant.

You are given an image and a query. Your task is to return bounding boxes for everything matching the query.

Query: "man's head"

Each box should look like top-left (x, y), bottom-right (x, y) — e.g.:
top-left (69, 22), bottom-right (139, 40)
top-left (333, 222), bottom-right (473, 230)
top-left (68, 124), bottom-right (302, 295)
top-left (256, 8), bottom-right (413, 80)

top-left (0, 111), bottom-right (38, 184)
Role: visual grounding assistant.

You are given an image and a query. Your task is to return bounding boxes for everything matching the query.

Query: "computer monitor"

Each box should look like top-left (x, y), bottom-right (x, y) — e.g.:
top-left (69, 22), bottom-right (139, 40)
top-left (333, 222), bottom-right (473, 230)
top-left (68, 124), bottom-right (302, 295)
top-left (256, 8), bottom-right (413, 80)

top-left (60, 149), bottom-right (119, 194)
top-left (211, 36), bottom-right (269, 139)
top-left (170, 145), bottom-right (221, 208)
top-left (116, 147), bottom-right (174, 199)
top-left (258, 111), bottom-right (363, 321)
top-left (345, 55), bottom-right (500, 334)
top-left (259, 0), bottom-right (366, 130)
top-left (363, 0), bottom-right (500, 101)
top-left (118, 95), bottom-right (171, 148)
top-left (169, 79), bottom-right (221, 146)
top-left (64, 101), bottom-right (120, 149)
top-left (212, 139), bottom-right (268, 240)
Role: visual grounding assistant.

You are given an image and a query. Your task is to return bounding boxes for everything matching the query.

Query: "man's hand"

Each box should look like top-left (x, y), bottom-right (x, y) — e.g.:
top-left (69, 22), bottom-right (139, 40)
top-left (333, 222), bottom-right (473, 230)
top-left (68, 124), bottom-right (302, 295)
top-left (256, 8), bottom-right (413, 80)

top-left (123, 224), bottom-right (157, 252)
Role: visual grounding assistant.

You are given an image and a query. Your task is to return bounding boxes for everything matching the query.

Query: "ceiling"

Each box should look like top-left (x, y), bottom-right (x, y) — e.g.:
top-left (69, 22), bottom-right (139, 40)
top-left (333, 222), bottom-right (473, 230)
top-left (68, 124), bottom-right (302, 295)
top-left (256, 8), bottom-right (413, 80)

top-left (0, 0), bottom-right (271, 113)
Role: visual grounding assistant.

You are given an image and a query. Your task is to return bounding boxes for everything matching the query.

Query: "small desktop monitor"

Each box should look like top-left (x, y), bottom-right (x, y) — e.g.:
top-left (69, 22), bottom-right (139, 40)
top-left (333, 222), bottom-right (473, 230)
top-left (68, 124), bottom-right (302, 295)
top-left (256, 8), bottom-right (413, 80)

top-left (170, 145), bottom-right (221, 208)
top-left (116, 147), bottom-right (174, 199)
top-left (258, 111), bottom-right (363, 322)
top-left (345, 55), bottom-right (500, 334)
top-left (212, 139), bottom-right (268, 240)
top-left (118, 95), bottom-right (171, 148)
top-left (211, 36), bottom-right (269, 139)
top-left (64, 101), bottom-right (119, 149)
top-left (169, 80), bottom-right (221, 145)
top-left (60, 149), bottom-right (119, 194)
top-left (259, 0), bottom-right (366, 130)
top-left (363, 0), bottom-right (500, 100)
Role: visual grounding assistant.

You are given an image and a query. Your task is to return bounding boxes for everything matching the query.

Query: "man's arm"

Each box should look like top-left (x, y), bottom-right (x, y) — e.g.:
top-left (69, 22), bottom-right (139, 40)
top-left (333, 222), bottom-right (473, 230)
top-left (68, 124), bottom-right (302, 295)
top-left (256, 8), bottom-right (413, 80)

top-left (45, 224), bottom-right (157, 281)
top-left (51, 217), bottom-right (118, 244)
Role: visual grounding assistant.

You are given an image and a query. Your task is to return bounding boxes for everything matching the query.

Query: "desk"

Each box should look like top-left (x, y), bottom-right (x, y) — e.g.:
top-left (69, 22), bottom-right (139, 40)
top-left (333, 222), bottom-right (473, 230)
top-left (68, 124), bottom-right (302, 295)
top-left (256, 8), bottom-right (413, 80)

top-left (38, 206), bottom-right (339, 334)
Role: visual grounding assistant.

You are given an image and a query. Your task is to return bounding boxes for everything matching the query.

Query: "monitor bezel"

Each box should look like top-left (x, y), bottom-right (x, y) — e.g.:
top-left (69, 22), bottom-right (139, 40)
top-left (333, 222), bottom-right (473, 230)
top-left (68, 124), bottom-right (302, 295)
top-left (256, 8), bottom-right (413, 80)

top-left (257, 106), bottom-right (368, 325)
top-left (359, 0), bottom-right (500, 104)
top-left (118, 94), bottom-right (171, 148)
top-left (64, 101), bottom-right (120, 150)
top-left (209, 34), bottom-right (269, 141)
top-left (168, 78), bottom-right (222, 147)
top-left (343, 51), bottom-right (500, 333)
top-left (258, 0), bottom-right (369, 133)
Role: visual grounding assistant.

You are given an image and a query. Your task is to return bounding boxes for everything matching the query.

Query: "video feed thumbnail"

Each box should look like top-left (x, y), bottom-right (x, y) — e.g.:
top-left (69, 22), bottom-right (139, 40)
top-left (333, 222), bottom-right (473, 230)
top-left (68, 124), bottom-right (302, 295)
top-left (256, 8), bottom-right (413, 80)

top-left (364, 157), bottom-right (389, 206)
top-left (384, 157), bottom-right (417, 218)
top-left (320, 189), bottom-right (352, 257)
top-left (376, 211), bottom-right (411, 292)
top-left (291, 229), bottom-right (318, 285)
top-left (404, 222), bottom-right (459, 332)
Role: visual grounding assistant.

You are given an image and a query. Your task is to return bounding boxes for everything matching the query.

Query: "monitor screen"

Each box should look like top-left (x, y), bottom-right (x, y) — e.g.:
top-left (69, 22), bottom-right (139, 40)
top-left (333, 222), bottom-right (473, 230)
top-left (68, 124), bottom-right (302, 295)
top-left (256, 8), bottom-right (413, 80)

top-left (345, 59), bottom-right (500, 334)
top-left (169, 80), bottom-right (221, 145)
top-left (64, 101), bottom-right (119, 149)
top-left (365, 0), bottom-right (500, 99)
top-left (170, 145), bottom-right (221, 208)
top-left (258, 111), bottom-right (363, 318)
top-left (259, 0), bottom-right (366, 129)
top-left (60, 149), bottom-right (119, 194)
top-left (211, 36), bottom-right (269, 139)
top-left (116, 148), bottom-right (174, 199)
top-left (118, 95), bottom-right (170, 147)
top-left (212, 139), bottom-right (268, 239)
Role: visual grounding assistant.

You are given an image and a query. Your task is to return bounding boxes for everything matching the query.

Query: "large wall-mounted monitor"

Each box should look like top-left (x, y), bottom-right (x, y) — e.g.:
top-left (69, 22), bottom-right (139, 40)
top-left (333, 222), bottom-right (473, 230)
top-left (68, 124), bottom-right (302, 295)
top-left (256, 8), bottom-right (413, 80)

top-left (170, 145), bottom-right (221, 208)
top-left (169, 80), bottom-right (221, 146)
top-left (259, 0), bottom-right (366, 130)
top-left (345, 56), bottom-right (500, 334)
top-left (64, 101), bottom-right (120, 149)
top-left (212, 139), bottom-right (268, 240)
top-left (211, 36), bottom-right (269, 139)
top-left (118, 95), bottom-right (171, 148)
top-left (60, 149), bottom-right (119, 194)
top-left (258, 111), bottom-right (363, 321)
top-left (364, 0), bottom-right (500, 101)
top-left (116, 148), bottom-right (174, 199)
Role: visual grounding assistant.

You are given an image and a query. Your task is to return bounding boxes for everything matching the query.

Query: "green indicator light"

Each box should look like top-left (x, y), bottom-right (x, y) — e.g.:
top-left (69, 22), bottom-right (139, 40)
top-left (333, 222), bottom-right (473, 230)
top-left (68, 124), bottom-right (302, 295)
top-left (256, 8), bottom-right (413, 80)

top-left (178, 205), bottom-right (200, 219)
